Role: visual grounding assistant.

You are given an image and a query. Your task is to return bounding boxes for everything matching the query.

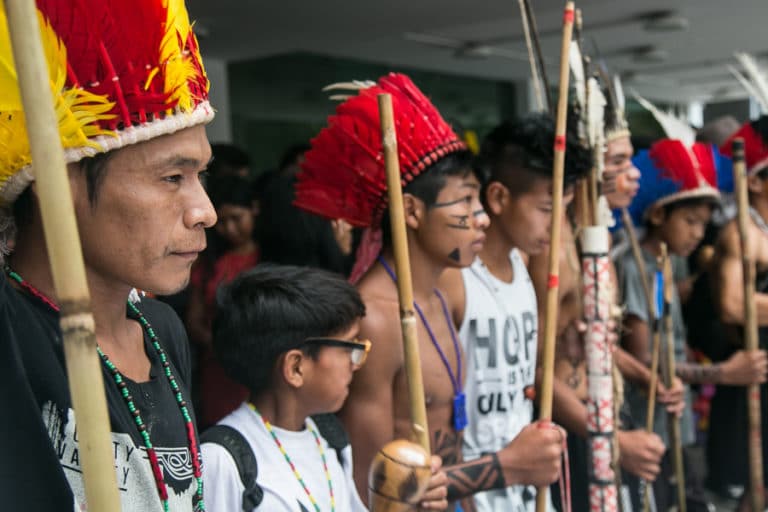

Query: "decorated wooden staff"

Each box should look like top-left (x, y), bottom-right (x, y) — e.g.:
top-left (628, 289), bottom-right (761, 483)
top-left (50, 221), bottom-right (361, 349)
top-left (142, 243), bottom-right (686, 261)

top-left (732, 137), bottom-right (765, 512)
top-left (4, 0), bottom-right (120, 509)
top-left (661, 244), bottom-right (686, 512)
top-left (536, 3), bottom-right (575, 511)
top-left (366, 93), bottom-right (432, 512)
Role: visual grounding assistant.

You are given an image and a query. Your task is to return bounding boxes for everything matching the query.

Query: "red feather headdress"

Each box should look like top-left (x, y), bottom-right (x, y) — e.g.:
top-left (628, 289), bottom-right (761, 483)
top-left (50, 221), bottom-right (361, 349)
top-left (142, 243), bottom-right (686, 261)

top-left (648, 139), bottom-right (720, 207)
top-left (0, 0), bottom-right (212, 205)
top-left (294, 73), bottom-right (467, 228)
top-left (720, 116), bottom-right (768, 175)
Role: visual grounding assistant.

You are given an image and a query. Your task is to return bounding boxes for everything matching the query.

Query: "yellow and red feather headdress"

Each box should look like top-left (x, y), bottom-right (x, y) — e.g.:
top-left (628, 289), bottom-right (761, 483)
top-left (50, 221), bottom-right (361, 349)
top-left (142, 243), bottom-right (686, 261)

top-left (0, 0), bottom-right (212, 206)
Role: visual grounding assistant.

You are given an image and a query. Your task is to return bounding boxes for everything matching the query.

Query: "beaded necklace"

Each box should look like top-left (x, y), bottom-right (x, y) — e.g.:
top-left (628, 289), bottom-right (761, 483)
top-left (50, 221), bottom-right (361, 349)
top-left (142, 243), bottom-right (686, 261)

top-left (4, 267), bottom-right (204, 512)
top-left (377, 256), bottom-right (467, 431)
top-left (247, 403), bottom-right (335, 512)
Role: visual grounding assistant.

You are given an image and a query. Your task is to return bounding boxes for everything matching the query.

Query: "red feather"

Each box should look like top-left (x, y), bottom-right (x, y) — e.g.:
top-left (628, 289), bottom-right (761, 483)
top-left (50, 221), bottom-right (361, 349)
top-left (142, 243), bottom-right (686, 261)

top-left (295, 73), bottom-right (467, 227)
top-left (721, 122), bottom-right (768, 173)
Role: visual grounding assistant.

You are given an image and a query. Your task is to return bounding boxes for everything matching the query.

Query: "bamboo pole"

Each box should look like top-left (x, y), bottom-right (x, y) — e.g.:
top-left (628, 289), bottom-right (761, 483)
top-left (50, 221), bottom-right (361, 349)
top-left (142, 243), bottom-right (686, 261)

top-left (661, 245), bottom-right (686, 512)
top-left (522, 0), bottom-right (554, 114)
top-left (517, 0), bottom-right (544, 112)
top-left (732, 137), bottom-right (765, 512)
top-left (536, 4), bottom-right (575, 510)
top-left (4, 0), bottom-right (120, 510)
top-left (377, 93), bottom-right (431, 453)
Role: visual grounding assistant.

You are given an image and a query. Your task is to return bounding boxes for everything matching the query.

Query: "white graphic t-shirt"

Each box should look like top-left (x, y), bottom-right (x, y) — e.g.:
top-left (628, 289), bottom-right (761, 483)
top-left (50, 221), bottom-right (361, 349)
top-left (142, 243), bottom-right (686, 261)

top-left (459, 250), bottom-right (540, 512)
top-left (202, 403), bottom-right (367, 512)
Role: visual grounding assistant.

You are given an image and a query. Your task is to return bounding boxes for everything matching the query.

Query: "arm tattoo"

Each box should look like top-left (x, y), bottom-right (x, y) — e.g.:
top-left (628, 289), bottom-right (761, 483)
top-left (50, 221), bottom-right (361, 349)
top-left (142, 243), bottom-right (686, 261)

top-left (675, 362), bottom-right (721, 383)
top-left (445, 453), bottom-right (506, 501)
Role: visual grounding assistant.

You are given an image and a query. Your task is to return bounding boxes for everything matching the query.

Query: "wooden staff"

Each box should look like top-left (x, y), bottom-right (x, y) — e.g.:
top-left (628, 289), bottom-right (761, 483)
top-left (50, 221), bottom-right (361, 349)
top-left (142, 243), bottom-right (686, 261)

top-left (522, 0), bottom-right (554, 114)
top-left (4, 0), bottom-right (120, 510)
top-left (517, 0), bottom-right (544, 112)
top-left (661, 245), bottom-right (686, 512)
top-left (536, 4), bottom-right (575, 511)
top-left (732, 137), bottom-right (765, 512)
top-left (366, 93), bottom-right (433, 512)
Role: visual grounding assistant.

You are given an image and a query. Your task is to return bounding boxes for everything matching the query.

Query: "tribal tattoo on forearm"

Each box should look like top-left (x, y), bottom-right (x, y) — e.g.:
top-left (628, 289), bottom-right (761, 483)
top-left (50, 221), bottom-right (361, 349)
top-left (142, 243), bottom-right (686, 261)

top-left (445, 452), bottom-right (506, 501)
top-left (675, 362), bottom-right (721, 383)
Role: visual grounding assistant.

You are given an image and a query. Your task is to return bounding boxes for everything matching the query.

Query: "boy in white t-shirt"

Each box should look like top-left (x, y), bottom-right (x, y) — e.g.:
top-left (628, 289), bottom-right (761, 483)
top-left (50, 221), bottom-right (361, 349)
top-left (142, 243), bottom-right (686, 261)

top-left (440, 114), bottom-right (588, 511)
top-left (202, 264), bottom-right (448, 511)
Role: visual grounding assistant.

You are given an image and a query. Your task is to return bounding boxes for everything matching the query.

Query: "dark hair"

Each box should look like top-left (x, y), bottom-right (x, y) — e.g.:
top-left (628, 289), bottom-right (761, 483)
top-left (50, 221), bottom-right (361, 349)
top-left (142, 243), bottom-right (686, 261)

top-left (13, 151), bottom-right (113, 227)
top-left (259, 174), bottom-right (351, 274)
top-left (645, 196), bottom-right (718, 231)
top-left (213, 263), bottom-right (366, 396)
top-left (209, 144), bottom-right (250, 177)
top-left (207, 175), bottom-right (255, 210)
top-left (278, 143), bottom-right (312, 173)
top-left (475, 113), bottom-right (591, 205)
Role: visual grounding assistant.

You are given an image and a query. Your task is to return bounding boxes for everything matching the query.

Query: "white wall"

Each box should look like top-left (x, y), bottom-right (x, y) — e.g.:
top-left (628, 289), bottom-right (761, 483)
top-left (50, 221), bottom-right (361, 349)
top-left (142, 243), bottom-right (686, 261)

top-left (204, 57), bottom-right (232, 143)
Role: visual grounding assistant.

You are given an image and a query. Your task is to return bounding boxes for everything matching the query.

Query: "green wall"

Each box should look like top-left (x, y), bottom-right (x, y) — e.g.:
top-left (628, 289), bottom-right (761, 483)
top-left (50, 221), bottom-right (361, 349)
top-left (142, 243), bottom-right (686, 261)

top-left (226, 52), bottom-right (519, 172)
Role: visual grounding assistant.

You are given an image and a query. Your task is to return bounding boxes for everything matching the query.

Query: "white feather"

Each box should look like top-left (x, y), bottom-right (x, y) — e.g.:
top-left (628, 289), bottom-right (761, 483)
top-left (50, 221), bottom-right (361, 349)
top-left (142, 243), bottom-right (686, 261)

top-left (613, 75), bottom-right (626, 113)
top-left (587, 77), bottom-right (606, 147)
top-left (632, 91), bottom-right (695, 146)
top-left (734, 52), bottom-right (768, 112)
top-left (729, 65), bottom-right (765, 112)
top-left (569, 44), bottom-right (586, 111)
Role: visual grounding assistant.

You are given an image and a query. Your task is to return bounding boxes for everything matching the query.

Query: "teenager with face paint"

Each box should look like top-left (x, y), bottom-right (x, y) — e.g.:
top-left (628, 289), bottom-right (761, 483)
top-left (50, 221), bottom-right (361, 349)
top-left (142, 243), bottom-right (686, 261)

top-left (439, 113), bottom-right (587, 512)
top-left (295, 74), bottom-right (564, 511)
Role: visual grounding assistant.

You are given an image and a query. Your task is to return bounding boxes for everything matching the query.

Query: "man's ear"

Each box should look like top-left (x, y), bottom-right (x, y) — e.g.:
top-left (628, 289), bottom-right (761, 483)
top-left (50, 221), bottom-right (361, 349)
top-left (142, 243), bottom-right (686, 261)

top-left (281, 349), bottom-right (306, 389)
top-left (484, 181), bottom-right (507, 216)
top-left (646, 204), bottom-right (666, 227)
top-left (402, 193), bottom-right (425, 230)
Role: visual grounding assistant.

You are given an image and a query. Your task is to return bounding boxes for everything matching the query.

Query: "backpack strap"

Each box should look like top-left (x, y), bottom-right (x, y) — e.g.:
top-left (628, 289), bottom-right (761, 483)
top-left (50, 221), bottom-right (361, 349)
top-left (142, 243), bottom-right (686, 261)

top-left (201, 425), bottom-right (264, 511)
top-left (310, 413), bottom-right (349, 467)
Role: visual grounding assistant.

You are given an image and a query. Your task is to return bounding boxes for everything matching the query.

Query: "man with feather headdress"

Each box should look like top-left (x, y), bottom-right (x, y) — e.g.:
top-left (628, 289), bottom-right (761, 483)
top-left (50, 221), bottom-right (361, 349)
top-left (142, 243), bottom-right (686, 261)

top-left (0, 1), bottom-right (217, 510)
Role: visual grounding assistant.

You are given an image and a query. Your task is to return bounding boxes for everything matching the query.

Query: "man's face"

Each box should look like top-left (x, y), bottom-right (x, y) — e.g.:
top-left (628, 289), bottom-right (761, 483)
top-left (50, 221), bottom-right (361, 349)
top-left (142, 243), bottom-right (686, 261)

top-left (490, 176), bottom-right (554, 256)
top-left (71, 125), bottom-right (216, 295)
top-left (413, 172), bottom-right (489, 268)
top-left (603, 136), bottom-right (640, 209)
top-left (656, 204), bottom-right (712, 258)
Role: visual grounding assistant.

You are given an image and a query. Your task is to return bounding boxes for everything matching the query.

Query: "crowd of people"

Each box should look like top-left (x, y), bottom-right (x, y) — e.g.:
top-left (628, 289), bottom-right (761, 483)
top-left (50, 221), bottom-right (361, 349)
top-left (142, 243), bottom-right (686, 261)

top-left (2, 1), bottom-right (768, 512)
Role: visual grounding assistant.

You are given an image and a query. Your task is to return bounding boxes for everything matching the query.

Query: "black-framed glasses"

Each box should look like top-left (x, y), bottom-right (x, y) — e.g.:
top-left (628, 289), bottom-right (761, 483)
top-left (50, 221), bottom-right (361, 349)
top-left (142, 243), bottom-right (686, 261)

top-left (303, 337), bottom-right (371, 367)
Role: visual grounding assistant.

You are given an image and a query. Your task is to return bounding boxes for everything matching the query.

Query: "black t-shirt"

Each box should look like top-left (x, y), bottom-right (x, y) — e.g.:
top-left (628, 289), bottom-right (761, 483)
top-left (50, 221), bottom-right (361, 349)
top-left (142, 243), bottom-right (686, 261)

top-left (0, 276), bottom-right (201, 511)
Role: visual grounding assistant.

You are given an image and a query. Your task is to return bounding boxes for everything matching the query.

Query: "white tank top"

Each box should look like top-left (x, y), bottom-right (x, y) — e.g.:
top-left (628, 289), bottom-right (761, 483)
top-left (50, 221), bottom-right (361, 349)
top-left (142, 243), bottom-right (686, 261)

top-left (459, 249), bottom-right (540, 512)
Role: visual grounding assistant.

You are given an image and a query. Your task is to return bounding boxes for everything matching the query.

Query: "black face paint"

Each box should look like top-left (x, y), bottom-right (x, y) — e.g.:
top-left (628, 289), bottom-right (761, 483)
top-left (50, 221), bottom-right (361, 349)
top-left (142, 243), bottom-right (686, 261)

top-left (448, 248), bottom-right (461, 262)
top-left (433, 196), bottom-right (471, 209)
top-left (446, 214), bottom-right (471, 230)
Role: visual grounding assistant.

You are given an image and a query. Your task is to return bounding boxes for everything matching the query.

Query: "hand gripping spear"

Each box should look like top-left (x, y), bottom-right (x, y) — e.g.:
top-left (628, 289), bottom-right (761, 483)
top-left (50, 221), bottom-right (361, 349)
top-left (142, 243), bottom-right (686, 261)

top-left (536, 3), bottom-right (575, 511)
top-left (4, 0), bottom-right (121, 510)
top-left (732, 137), bottom-right (765, 512)
top-left (365, 93), bottom-right (433, 512)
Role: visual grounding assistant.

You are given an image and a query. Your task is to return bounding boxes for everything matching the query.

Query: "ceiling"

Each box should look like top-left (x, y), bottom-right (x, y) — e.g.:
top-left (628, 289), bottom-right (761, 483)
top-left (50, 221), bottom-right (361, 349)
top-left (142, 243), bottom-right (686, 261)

top-left (187, 0), bottom-right (768, 106)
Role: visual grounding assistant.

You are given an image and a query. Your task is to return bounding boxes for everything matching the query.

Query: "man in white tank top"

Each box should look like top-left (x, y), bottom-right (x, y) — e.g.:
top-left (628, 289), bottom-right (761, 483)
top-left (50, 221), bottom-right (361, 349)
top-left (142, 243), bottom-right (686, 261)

top-left (441, 114), bottom-right (591, 511)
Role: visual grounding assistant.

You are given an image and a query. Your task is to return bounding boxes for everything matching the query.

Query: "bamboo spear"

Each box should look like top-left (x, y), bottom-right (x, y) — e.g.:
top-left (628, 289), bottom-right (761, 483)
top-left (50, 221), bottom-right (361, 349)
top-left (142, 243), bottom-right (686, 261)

top-left (4, 0), bottom-right (120, 510)
top-left (732, 137), bottom-right (765, 512)
top-left (517, 0), bottom-right (544, 112)
top-left (378, 93), bottom-right (431, 453)
top-left (536, 3), bottom-right (575, 511)
top-left (661, 244), bottom-right (686, 512)
top-left (522, 0), bottom-right (554, 114)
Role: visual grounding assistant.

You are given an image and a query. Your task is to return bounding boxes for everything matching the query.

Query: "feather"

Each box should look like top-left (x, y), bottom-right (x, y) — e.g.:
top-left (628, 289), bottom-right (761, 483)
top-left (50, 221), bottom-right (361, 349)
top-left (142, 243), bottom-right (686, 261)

top-left (569, 44), bottom-right (586, 112)
top-left (729, 65), bottom-right (764, 111)
top-left (586, 77), bottom-right (606, 149)
top-left (613, 75), bottom-right (625, 113)
top-left (734, 52), bottom-right (768, 112)
top-left (633, 91), bottom-right (695, 146)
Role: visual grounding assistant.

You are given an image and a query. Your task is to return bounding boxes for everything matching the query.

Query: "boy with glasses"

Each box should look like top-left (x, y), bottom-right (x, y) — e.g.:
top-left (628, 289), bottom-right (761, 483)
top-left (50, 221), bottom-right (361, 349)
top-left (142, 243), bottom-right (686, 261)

top-left (201, 263), bottom-right (445, 511)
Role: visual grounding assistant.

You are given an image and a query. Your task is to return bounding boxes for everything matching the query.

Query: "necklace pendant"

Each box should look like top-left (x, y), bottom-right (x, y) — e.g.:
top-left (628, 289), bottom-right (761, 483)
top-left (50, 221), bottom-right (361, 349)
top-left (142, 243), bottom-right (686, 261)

top-left (453, 392), bottom-right (467, 431)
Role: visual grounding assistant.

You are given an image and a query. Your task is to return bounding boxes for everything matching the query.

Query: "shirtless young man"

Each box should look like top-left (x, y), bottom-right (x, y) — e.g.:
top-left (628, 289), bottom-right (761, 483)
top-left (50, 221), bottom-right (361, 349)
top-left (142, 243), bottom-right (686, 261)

top-left (295, 74), bottom-right (564, 511)
top-left (438, 114), bottom-right (588, 511)
top-left (527, 106), bottom-right (674, 510)
top-left (709, 117), bottom-right (768, 511)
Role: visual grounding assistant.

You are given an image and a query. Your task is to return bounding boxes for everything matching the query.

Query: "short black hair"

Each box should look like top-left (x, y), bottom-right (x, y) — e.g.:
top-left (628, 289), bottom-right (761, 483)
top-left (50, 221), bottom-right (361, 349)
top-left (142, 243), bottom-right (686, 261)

top-left (213, 263), bottom-right (366, 396)
top-left (645, 196), bottom-right (718, 231)
top-left (207, 175), bottom-right (255, 209)
top-left (209, 144), bottom-right (250, 177)
top-left (475, 113), bottom-right (591, 205)
top-left (13, 151), bottom-right (113, 228)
